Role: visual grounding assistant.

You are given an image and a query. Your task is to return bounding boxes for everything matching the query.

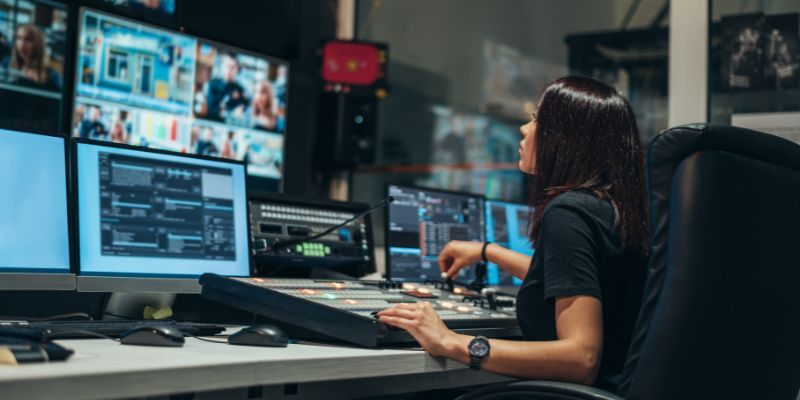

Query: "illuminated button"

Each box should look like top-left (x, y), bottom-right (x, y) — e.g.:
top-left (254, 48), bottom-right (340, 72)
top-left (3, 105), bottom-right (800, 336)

top-left (453, 288), bottom-right (464, 294)
top-left (440, 301), bottom-right (455, 309)
top-left (330, 282), bottom-right (345, 290)
top-left (252, 278), bottom-right (266, 284)
top-left (296, 245), bottom-right (303, 252)
top-left (456, 306), bottom-right (472, 313)
top-left (417, 288), bottom-right (431, 294)
top-left (402, 283), bottom-right (417, 290)
top-left (344, 299), bottom-right (358, 305)
top-left (323, 293), bottom-right (337, 300)
top-left (298, 288), bottom-right (319, 295)
top-left (325, 247), bottom-right (331, 255)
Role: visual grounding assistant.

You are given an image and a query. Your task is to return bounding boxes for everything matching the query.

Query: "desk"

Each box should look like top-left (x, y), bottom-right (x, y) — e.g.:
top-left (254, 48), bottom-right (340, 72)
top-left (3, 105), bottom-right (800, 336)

top-left (0, 336), bottom-right (512, 400)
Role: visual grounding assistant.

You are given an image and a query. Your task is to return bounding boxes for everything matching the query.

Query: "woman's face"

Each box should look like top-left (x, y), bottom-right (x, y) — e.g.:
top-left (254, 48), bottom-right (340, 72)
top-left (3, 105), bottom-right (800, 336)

top-left (15, 28), bottom-right (35, 60)
top-left (518, 112), bottom-right (537, 173)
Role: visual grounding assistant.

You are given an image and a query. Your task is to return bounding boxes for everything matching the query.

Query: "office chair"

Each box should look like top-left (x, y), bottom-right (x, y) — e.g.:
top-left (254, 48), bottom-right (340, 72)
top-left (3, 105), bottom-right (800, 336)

top-left (456, 124), bottom-right (800, 400)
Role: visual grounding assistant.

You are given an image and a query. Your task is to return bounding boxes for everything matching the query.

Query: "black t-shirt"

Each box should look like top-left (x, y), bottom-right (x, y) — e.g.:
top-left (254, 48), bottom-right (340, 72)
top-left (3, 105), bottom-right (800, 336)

top-left (515, 190), bottom-right (646, 393)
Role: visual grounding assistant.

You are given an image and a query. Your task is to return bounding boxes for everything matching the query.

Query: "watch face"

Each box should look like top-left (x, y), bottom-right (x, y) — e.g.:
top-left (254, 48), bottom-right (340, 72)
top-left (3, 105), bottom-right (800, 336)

top-left (469, 339), bottom-right (490, 357)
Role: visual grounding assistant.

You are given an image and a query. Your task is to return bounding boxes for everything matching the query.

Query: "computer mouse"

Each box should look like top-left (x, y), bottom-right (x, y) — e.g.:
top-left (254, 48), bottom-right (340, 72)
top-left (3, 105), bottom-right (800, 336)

top-left (119, 324), bottom-right (185, 347)
top-left (228, 324), bottom-right (289, 347)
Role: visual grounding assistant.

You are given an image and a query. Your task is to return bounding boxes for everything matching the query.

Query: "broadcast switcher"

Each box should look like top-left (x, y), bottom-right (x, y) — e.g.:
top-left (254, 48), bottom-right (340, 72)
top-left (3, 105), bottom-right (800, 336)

top-left (200, 274), bottom-right (520, 347)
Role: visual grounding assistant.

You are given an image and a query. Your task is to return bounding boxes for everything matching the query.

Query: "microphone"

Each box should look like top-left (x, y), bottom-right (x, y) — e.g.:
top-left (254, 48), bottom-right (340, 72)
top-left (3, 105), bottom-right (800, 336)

top-left (257, 196), bottom-right (394, 253)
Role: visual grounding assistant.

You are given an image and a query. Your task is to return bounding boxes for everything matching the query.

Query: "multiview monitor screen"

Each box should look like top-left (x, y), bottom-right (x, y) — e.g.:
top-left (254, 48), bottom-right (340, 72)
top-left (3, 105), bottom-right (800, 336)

top-left (485, 200), bottom-right (533, 286)
top-left (386, 185), bottom-right (485, 282)
top-left (75, 139), bottom-right (250, 278)
top-left (0, 128), bottom-right (70, 273)
top-left (72, 9), bottom-right (288, 190)
top-left (0, 0), bottom-right (68, 131)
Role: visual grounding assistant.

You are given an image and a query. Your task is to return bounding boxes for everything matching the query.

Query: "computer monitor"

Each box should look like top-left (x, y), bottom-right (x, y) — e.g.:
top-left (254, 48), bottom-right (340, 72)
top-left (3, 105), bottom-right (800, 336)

top-left (0, 127), bottom-right (74, 290)
top-left (0, 0), bottom-right (68, 132)
top-left (72, 8), bottom-right (288, 192)
top-left (73, 138), bottom-right (251, 294)
top-left (485, 200), bottom-right (534, 287)
top-left (386, 184), bottom-right (485, 282)
top-left (94, 0), bottom-right (177, 22)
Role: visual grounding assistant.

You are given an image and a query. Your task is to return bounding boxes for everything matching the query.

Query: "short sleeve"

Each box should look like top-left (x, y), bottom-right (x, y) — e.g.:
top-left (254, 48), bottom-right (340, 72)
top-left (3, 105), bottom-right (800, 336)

top-left (538, 203), bottom-right (602, 302)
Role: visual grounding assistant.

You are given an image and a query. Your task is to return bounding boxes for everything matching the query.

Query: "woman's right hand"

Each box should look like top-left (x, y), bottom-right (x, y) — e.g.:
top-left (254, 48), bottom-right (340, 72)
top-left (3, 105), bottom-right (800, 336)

top-left (437, 241), bottom-right (484, 279)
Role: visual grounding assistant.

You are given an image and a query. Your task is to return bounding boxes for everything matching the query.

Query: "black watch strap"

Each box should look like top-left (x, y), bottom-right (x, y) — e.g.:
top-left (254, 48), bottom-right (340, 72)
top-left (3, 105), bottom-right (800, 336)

top-left (481, 242), bottom-right (492, 263)
top-left (469, 355), bottom-right (483, 370)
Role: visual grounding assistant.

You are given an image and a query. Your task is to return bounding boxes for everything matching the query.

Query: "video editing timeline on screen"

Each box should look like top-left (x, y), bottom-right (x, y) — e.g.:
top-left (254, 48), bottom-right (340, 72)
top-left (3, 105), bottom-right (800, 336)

top-left (486, 201), bottom-right (534, 286)
top-left (199, 274), bottom-right (519, 347)
top-left (387, 186), bottom-right (485, 282)
top-left (99, 152), bottom-right (236, 260)
top-left (250, 197), bottom-right (372, 267)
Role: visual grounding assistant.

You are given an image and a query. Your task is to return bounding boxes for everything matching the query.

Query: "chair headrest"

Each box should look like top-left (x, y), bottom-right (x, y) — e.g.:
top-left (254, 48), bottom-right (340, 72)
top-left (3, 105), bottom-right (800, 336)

top-left (618, 123), bottom-right (800, 395)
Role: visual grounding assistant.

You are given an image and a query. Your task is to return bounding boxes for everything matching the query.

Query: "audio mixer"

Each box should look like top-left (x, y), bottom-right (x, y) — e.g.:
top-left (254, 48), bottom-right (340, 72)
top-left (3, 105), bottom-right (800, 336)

top-left (199, 273), bottom-right (520, 347)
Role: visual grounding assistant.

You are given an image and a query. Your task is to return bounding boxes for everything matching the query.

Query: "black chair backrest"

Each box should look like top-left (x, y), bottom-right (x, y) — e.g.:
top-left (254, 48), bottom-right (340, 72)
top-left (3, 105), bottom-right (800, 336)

top-left (620, 124), bottom-right (800, 399)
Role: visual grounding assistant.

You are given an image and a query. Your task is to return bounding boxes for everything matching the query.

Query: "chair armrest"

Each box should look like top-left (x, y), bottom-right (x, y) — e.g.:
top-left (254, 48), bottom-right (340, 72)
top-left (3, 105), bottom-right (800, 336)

top-left (455, 380), bottom-right (623, 400)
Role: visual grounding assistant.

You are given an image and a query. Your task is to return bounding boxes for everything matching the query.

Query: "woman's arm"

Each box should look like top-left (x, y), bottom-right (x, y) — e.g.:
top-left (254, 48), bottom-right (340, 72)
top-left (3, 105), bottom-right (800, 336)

top-left (439, 241), bottom-right (532, 280)
top-left (484, 243), bottom-right (532, 280)
top-left (377, 294), bottom-right (603, 385)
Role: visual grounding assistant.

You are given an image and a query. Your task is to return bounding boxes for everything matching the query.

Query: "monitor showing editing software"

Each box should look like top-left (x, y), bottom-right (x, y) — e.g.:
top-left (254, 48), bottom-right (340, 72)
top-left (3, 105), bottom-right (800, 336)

top-left (0, 128), bottom-right (73, 290)
top-left (386, 185), bottom-right (485, 282)
top-left (485, 200), bottom-right (533, 286)
top-left (74, 139), bottom-right (250, 292)
top-left (72, 8), bottom-right (288, 191)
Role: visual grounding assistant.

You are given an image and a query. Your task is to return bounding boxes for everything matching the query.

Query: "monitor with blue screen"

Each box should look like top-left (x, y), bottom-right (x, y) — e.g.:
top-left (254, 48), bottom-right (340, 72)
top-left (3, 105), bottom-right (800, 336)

top-left (74, 138), bottom-right (251, 292)
top-left (0, 127), bottom-right (74, 290)
top-left (485, 200), bottom-right (534, 286)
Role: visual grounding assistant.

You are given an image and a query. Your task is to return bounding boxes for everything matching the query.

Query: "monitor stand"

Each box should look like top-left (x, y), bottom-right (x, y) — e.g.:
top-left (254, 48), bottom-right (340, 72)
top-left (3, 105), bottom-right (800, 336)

top-left (102, 292), bottom-right (176, 320)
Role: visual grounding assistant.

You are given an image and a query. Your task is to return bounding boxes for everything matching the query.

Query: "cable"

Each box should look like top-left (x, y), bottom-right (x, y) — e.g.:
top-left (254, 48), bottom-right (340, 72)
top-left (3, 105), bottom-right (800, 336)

top-left (620, 0), bottom-right (643, 30)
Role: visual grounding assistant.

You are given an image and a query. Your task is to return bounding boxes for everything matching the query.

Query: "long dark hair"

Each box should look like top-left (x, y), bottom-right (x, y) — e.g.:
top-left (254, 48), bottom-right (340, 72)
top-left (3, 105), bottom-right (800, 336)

top-left (528, 76), bottom-right (649, 257)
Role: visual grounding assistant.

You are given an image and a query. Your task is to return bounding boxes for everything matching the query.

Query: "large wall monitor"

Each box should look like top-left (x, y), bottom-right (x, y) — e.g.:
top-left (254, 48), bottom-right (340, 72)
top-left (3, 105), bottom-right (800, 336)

top-left (72, 8), bottom-right (288, 191)
top-left (386, 185), bottom-right (485, 282)
top-left (485, 200), bottom-right (533, 287)
top-left (0, 0), bottom-right (68, 132)
top-left (74, 138), bottom-right (250, 293)
top-left (0, 127), bottom-right (74, 290)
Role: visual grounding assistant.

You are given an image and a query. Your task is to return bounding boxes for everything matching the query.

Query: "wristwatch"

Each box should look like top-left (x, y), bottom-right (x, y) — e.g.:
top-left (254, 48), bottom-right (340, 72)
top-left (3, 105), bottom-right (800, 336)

top-left (468, 336), bottom-right (491, 370)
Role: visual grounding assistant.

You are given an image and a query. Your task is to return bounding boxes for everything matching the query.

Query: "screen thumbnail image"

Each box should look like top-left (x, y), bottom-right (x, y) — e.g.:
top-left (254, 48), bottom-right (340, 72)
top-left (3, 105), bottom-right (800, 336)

top-left (0, 0), bottom-right (67, 131)
top-left (74, 100), bottom-right (284, 179)
top-left (193, 41), bottom-right (288, 134)
top-left (191, 122), bottom-right (283, 179)
top-left (76, 10), bottom-right (196, 115)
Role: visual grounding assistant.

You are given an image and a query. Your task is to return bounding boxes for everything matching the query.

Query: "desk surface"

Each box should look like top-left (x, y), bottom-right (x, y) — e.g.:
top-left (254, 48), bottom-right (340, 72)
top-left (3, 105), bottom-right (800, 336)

top-left (0, 334), bottom-right (511, 400)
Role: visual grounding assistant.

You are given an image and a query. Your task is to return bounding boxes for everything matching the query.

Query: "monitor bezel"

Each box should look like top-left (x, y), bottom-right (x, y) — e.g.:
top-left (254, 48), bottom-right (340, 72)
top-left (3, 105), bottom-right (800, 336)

top-left (383, 183), bottom-right (487, 282)
top-left (71, 6), bottom-right (290, 193)
top-left (0, 126), bottom-right (75, 290)
top-left (71, 137), bottom-right (253, 293)
top-left (248, 191), bottom-right (377, 277)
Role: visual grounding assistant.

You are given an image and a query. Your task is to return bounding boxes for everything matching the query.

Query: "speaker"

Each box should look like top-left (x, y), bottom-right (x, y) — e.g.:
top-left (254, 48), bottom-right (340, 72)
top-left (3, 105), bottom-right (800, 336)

top-left (316, 93), bottom-right (378, 167)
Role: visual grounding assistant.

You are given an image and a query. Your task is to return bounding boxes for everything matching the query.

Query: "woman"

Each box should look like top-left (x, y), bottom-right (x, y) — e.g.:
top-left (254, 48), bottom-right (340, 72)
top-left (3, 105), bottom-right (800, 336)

top-left (9, 24), bottom-right (61, 91)
top-left (250, 80), bottom-right (278, 131)
top-left (377, 76), bottom-right (649, 393)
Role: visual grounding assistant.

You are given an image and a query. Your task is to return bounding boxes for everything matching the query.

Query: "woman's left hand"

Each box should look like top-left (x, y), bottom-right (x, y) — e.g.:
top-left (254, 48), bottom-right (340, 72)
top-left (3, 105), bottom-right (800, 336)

top-left (377, 302), bottom-right (459, 357)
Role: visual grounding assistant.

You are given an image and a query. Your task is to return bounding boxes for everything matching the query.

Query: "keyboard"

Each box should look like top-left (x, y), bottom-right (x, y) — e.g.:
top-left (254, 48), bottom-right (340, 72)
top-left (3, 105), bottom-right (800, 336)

top-left (0, 320), bottom-right (226, 341)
